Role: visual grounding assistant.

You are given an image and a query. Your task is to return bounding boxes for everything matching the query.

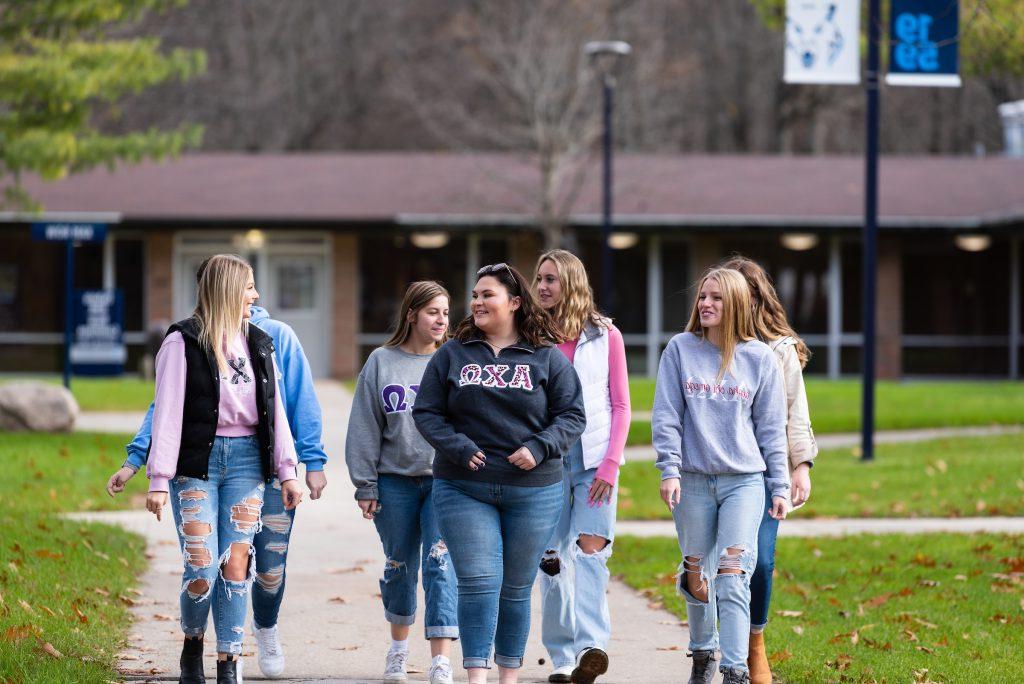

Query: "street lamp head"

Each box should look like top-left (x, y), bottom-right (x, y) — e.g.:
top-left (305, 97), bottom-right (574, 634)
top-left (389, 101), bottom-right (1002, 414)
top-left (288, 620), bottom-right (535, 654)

top-left (584, 40), bottom-right (632, 81)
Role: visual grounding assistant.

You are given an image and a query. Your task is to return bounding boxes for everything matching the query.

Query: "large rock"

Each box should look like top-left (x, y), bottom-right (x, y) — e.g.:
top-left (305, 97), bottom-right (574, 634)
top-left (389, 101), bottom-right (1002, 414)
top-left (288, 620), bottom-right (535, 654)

top-left (0, 382), bottom-right (79, 432)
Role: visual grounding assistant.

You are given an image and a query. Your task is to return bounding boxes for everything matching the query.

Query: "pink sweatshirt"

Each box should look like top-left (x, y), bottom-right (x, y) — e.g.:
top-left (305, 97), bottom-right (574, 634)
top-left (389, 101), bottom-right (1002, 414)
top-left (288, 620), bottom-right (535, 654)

top-left (557, 324), bottom-right (631, 484)
top-left (147, 331), bottom-right (298, 492)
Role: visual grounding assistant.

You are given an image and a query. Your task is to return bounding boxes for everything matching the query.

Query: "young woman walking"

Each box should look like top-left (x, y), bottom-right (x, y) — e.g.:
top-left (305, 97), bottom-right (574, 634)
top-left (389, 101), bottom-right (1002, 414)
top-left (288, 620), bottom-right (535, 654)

top-left (345, 281), bottom-right (458, 684)
top-left (652, 267), bottom-right (790, 684)
top-left (532, 250), bottom-right (631, 684)
top-left (413, 263), bottom-right (586, 684)
top-left (721, 256), bottom-right (817, 684)
top-left (144, 254), bottom-right (303, 684)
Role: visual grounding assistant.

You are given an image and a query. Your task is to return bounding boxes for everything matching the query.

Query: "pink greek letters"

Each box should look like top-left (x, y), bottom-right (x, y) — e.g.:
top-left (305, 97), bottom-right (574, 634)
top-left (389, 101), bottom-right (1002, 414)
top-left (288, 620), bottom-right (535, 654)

top-left (460, 363), bottom-right (534, 391)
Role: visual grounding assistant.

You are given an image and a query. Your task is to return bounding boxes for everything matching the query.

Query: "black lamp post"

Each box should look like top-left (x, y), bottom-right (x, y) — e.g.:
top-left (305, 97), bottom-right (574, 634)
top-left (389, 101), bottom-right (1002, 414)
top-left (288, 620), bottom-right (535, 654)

top-left (585, 40), bottom-right (631, 314)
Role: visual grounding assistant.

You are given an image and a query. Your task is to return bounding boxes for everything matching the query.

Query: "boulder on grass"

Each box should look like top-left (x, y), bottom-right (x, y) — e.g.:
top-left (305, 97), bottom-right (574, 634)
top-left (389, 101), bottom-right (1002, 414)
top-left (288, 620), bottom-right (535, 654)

top-left (0, 382), bottom-right (79, 432)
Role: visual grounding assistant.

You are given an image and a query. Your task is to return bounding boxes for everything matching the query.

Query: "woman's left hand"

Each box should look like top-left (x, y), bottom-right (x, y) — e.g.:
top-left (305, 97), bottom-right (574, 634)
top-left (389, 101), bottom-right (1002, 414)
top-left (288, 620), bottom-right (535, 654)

top-left (790, 463), bottom-right (812, 506)
top-left (507, 446), bottom-right (537, 470)
top-left (281, 479), bottom-right (304, 510)
top-left (587, 477), bottom-right (614, 506)
top-left (769, 495), bottom-right (791, 521)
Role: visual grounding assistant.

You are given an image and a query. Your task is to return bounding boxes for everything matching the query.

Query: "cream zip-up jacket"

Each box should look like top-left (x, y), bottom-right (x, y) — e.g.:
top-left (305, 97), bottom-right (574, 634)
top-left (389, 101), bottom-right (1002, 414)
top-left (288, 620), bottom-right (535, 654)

top-left (768, 336), bottom-right (818, 471)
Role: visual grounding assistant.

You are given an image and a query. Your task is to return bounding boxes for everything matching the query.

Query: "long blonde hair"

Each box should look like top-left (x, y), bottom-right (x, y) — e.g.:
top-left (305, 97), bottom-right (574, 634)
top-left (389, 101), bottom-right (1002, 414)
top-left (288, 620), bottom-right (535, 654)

top-left (194, 254), bottom-right (252, 375)
top-left (685, 267), bottom-right (756, 384)
top-left (532, 249), bottom-right (606, 340)
top-left (720, 256), bottom-right (811, 368)
top-left (383, 281), bottom-right (451, 349)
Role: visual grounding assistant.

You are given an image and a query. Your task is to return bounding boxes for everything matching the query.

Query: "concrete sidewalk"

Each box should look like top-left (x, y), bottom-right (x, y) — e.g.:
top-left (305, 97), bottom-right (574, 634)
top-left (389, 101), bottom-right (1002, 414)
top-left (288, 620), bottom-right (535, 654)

top-left (623, 423), bottom-right (1023, 461)
top-left (77, 381), bottom-right (700, 683)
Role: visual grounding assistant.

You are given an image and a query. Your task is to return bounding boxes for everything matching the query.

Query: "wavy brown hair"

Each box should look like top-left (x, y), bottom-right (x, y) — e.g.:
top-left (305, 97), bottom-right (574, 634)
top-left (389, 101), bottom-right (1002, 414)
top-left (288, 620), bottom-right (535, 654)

top-left (533, 249), bottom-right (607, 340)
top-left (383, 281), bottom-right (451, 349)
top-left (685, 268), bottom-right (756, 384)
top-left (453, 263), bottom-right (563, 346)
top-left (720, 256), bottom-right (811, 368)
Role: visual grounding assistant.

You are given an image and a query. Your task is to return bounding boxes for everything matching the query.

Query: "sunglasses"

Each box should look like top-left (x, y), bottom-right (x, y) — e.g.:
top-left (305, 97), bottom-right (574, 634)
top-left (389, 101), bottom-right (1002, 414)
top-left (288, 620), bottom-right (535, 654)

top-left (476, 263), bottom-right (516, 281)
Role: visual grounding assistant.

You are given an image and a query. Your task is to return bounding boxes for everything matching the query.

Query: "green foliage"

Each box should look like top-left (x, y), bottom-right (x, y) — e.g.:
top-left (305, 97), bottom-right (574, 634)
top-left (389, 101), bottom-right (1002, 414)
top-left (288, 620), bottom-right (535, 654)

top-left (748, 0), bottom-right (1024, 76)
top-left (612, 533), bottom-right (1024, 683)
top-left (0, 0), bottom-right (205, 209)
top-left (617, 432), bottom-right (1024, 520)
top-left (0, 431), bottom-right (147, 681)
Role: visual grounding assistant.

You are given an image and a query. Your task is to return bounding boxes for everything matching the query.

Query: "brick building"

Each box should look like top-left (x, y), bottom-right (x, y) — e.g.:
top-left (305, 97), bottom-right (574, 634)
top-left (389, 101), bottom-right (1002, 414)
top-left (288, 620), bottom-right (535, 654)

top-left (1, 153), bottom-right (1021, 379)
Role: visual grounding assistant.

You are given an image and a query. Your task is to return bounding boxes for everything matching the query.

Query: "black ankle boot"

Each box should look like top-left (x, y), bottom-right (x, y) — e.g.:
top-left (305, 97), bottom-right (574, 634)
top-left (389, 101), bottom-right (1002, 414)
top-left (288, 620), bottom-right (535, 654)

top-left (179, 637), bottom-right (205, 683)
top-left (216, 657), bottom-right (241, 684)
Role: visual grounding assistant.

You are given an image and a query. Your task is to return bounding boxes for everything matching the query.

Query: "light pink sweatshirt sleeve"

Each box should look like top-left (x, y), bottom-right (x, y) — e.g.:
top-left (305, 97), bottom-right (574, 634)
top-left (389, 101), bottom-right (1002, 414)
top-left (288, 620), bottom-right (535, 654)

top-left (147, 332), bottom-right (186, 492)
top-left (595, 325), bottom-right (631, 484)
top-left (272, 355), bottom-right (299, 482)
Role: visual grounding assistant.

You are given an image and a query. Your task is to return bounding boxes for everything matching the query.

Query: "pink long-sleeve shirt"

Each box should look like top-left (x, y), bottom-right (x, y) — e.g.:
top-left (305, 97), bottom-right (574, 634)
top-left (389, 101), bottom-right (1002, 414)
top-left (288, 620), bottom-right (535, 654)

top-left (557, 324), bottom-right (631, 484)
top-left (147, 331), bottom-right (298, 492)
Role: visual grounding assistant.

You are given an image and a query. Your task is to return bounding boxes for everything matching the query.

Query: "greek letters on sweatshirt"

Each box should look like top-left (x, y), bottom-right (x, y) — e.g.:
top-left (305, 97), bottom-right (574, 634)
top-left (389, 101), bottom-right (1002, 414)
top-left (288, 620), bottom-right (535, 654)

top-left (345, 346), bottom-right (436, 500)
top-left (412, 338), bottom-right (586, 487)
top-left (652, 332), bottom-right (790, 502)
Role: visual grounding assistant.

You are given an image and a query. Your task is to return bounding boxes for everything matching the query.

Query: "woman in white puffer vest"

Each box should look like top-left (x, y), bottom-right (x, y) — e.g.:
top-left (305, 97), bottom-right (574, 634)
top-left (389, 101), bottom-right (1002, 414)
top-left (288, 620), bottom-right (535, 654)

top-left (533, 249), bottom-right (632, 684)
top-left (721, 256), bottom-right (818, 684)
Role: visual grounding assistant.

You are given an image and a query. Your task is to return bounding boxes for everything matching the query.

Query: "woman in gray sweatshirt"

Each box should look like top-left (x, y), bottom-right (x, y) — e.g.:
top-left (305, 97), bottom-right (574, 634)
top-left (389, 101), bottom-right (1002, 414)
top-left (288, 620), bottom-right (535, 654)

top-left (344, 281), bottom-right (457, 684)
top-left (652, 268), bottom-right (790, 684)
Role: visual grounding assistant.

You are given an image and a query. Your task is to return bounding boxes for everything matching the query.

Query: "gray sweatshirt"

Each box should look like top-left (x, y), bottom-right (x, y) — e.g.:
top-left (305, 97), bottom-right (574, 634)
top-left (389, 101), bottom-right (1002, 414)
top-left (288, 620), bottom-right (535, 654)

top-left (652, 332), bottom-right (791, 502)
top-left (345, 346), bottom-right (436, 500)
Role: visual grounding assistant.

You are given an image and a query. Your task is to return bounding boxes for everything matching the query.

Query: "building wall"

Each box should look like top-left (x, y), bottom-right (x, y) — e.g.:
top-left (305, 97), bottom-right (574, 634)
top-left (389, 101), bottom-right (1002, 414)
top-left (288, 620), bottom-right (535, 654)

top-left (145, 230), bottom-right (174, 327)
top-left (877, 237), bottom-right (903, 379)
top-left (331, 233), bottom-right (359, 378)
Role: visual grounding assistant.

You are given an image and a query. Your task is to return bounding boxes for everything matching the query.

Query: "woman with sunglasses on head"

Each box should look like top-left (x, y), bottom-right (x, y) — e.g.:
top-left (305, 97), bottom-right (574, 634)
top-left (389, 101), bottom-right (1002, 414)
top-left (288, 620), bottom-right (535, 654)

top-left (532, 250), bottom-right (631, 684)
top-left (413, 263), bottom-right (586, 684)
top-left (345, 281), bottom-right (458, 684)
top-left (652, 267), bottom-right (790, 684)
top-left (720, 256), bottom-right (817, 684)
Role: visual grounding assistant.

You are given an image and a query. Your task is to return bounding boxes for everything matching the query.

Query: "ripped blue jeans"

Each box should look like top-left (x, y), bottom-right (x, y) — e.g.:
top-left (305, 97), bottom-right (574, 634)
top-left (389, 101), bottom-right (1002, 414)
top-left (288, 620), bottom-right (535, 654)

top-left (170, 435), bottom-right (265, 655)
top-left (373, 474), bottom-right (459, 639)
top-left (671, 472), bottom-right (764, 672)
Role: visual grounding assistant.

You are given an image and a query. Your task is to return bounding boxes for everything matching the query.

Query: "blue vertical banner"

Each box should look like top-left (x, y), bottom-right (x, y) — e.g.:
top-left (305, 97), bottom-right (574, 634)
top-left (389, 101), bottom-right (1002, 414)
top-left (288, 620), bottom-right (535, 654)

top-left (71, 289), bottom-right (127, 376)
top-left (886, 0), bottom-right (962, 87)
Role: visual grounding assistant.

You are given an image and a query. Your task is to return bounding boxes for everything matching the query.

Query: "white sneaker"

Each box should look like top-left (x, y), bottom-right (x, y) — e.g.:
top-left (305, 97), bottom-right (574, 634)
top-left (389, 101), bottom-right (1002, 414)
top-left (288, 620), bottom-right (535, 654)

top-left (428, 656), bottom-right (454, 684)
top-left (548, 664), bottom-right (573, 683)
top-left (253, 625), bottom-right (285, 678)
top-left (383, 649), bottom-right (409, 682)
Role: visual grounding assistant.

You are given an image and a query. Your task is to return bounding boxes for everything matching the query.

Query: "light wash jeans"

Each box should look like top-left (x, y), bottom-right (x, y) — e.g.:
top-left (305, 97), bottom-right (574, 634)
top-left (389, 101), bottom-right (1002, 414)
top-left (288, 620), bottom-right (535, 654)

top-left (251, 475), bottom-right (296, 629)
top-left (373, 473), bottom-right (459, 639)
top-left (539, 441), bottom-right (617, 667)
top-left (170, 435), bottom-right (266, 655)
top-left (671, 472), bottom-right (764, 672)
top-left (432, 477), bottom-right (563, 670)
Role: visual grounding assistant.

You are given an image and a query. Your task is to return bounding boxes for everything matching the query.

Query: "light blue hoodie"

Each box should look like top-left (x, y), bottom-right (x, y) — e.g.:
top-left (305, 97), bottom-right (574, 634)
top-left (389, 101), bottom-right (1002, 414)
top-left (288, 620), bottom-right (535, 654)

top-left (124, 306), bottom-right (328, 472)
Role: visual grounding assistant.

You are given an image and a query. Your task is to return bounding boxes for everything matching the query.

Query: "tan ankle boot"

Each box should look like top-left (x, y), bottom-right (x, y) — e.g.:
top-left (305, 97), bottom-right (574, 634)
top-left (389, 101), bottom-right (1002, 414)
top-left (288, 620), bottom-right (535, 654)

top-left (748, 632), bottom-right (772, 684)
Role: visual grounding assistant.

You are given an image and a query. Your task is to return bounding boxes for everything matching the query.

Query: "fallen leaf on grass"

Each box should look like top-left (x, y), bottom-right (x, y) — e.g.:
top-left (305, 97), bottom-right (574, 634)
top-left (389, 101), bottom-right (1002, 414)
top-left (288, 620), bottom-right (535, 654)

top-left (955, 574), bottom-right (968, 581)
top-left (72, 603), bottom-right (88, 624)
top-left (3, 624), bottom-right (41, 642)
top-left (902, 629), bottom-right (919, 642)
top-left (829, 631), bottom-right (859, 646)
top-left (916, 645), bottom-right (935, 655)
top-left (913, 617), bottom-right (938, 629)
top-left (18, 600), bottom-right (33, 614)
top-left (825, 654), bottom-right (852, 671)
top-left (40, 641), bottom-right (62, 658)
top-left (775, 610), bottom-right (803, 618)
top-left (768, 649), bottom-right (792, 665)
top-left (792, 626), bottom-right (804, 635)
top-left (1001, 556), bottom-right (1024, 573)
top-left (40, 606), bottom-right (56, 617)
top-left (93, 588), bottom-right (110, 597)
top-left (918, 579), bottom-right (940, 587)
top-left (34, 549), bottom-right (63, 560)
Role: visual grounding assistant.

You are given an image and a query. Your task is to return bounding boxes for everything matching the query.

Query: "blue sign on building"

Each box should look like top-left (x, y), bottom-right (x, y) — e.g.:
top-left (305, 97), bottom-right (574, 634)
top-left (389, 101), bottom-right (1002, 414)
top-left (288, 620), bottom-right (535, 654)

top-left (31, 222), bottom-right (108, 242)
top-left (886, 0), bottom-right (961, 87)
top-left (70, 289), bottom-right (126, 376)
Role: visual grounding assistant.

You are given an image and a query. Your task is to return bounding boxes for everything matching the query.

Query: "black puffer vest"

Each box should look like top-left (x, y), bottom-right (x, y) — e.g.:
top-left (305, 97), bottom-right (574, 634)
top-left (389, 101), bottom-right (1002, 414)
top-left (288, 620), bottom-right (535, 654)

top-left (160, 316), bottom-right (278, 482)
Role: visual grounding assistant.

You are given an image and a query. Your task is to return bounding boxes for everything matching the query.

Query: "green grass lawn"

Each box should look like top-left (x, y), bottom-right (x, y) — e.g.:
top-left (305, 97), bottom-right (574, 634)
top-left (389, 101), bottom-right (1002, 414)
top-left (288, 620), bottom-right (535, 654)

top-left (611, 533), bottom-right (1024, 683)
top-left (0, 431), bottom-right (148, 682)
top-left (617, 433), bottom-right (1024, 520)
top-left (0, 376), bottom-right (155, 412)
top-left (625, 378), bottom-right (1024, 445)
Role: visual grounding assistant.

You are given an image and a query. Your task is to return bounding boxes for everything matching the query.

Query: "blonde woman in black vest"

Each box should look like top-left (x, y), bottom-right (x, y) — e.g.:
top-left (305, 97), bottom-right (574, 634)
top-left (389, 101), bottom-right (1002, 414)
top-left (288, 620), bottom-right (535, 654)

top-left (144, 254), bottom-right (302, 684)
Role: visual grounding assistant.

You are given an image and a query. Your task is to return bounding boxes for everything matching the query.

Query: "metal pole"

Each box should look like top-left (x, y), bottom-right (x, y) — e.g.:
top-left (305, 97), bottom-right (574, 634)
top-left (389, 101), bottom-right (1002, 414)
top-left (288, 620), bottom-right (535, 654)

top-left (861, 0), bottom-right (881, 461)
top-left (1010, 236), bottom-right (1020, 380)
top-left (64, 239), bottom-right (74, 389)
top-left (601, 77), bottom-right (614, 314)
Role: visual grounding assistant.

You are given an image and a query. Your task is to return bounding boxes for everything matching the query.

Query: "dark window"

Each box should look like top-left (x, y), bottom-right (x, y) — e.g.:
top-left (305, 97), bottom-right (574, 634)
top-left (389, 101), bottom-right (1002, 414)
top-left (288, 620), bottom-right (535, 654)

top-left (841, 241), bottom-right (862, 334)
top-left (661, 239), bottom-right (692, 332)
top-left (904, 347), bottom-right (1008, 376)
top-left (576, 234), bottom-right (648, 334)
top-left (115, 238), bottom-right (145, 331)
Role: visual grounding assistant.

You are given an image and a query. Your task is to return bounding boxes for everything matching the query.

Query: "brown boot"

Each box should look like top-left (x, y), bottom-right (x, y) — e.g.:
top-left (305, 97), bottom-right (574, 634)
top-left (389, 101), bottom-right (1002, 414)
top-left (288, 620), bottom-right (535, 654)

top-left (748, 632), bottom-right (772, 684)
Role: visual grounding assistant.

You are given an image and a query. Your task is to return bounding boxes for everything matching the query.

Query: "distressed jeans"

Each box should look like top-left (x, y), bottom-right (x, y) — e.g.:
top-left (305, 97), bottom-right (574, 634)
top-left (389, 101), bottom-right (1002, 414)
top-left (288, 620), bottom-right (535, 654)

top-left (433, 477), bottom-right (563, 670)
top-left (170, 435), bottom-right (265, 655)
top-left (251, 476), bottom-right (297, 629)
top-left (373, 474), bottom-right (459, 639)
top-left (540, 441), bottom-right (617, 667)
top-left (671, 472), bottom-right (764, 672)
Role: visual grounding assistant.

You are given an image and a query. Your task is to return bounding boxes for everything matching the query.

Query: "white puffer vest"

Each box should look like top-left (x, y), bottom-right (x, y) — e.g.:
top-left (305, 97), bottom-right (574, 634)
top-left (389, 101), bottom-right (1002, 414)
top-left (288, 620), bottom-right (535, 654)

top-left (573, 320), bottom-right (620, 471)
